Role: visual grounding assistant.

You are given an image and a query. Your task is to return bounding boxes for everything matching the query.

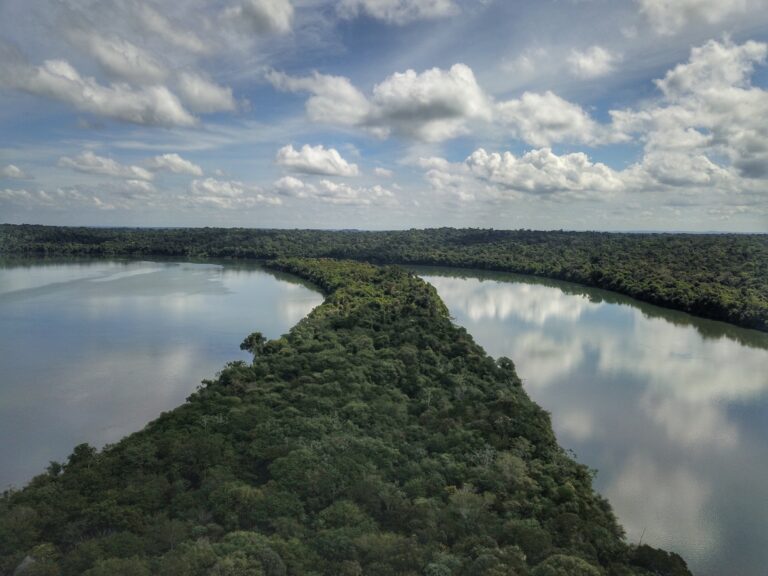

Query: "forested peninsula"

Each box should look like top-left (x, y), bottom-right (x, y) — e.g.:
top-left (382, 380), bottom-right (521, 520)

top-left (2, 224), bottom-right (766, 331)
top-left (0, 259), bottom-right (690, 576)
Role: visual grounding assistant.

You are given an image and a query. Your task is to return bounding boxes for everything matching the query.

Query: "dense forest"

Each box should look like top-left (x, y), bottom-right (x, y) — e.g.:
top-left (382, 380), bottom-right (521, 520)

top-left (2, 224), bottom-right (766, 331)
top-left (0, 259), bottom-right (690, 576)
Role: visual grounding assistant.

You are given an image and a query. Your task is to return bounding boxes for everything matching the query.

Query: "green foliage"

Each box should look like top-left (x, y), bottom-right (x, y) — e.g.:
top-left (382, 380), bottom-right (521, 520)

top-left (1, 224), bottom-right (766, 330)
top-left (0, 259), bottom-right (691, 575)
top-left (240, 332), bottom-right (267, 357)
top-left (629, 545), bottom-right (691, 576)
top-left (530, 554), bottom-right (603, 576)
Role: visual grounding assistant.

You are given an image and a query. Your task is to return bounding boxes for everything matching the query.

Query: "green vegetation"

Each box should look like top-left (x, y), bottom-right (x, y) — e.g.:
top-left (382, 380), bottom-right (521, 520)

top-left (0, 259), bottom-right (689, 576)
top-left (2, 224), bottom-right (766, 331)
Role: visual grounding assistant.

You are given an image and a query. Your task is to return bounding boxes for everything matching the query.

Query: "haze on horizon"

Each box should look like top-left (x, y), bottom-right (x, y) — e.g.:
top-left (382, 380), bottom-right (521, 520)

top-left (0, 0), bottom-right (767, 232)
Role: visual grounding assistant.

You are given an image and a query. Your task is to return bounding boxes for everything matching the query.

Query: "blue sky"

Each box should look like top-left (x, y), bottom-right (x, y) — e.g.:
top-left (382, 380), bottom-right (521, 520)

top-left (1, 0), bottom-right (767, 231)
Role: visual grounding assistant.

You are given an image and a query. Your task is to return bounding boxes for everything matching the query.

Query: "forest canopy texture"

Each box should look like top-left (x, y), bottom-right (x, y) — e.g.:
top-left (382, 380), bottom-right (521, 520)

top-left (1, 224), bottom-right (766, 331)
top-left (0, 259), bottom-right (690, 576)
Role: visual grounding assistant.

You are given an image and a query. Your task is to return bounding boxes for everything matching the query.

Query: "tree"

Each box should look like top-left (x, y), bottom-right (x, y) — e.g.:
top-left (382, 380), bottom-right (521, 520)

top-left (240, 332), bottom-right (267, 357)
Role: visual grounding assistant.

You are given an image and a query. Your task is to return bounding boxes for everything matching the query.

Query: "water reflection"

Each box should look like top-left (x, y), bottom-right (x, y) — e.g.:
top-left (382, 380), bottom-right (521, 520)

top-left (415, 267), bottom-right (768, 576)
top-left (0, 260), bottom-right (323, 490)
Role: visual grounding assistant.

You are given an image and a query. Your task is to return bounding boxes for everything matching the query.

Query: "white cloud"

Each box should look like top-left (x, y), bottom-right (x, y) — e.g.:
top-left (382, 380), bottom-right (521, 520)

top-left (655, 38), bottom-right (766, 98)
top-left (627, 152), bottom-right (734, 188)
top-left (315, 179), bottom-right (396, 205)
top-left (274, 175), bottom-right (312, 197)
top-left (567, 46), bottom-right (621, 79)
top-left (374, 167), bottom-right (394, 177)
top-left (466, 147), bottom-right (625, 196)
top-left (125, 179), bottom-right (156, 193)
top-left (269, 63), bottom-right (625, 145)
top-left (272, 175), bottom-right (395, 205)
top-left (176, 72), bottom-right (236, 113)
top-left (337, 0), bottom-right (458, 24)
top-left (497, 91), bottom-right (617, 147)
top-left (637, 0), bottom-right (748, 35)
top-left (137, 5), bottom-right (207, 54)
top-left (267, 69), bottom-right (371, 126)
top-left (269, 63), bottom-right (491, 142)
top-left (226, 0), bottom-right (294, 34)
top-left (83, 33), bottom-right (167, 84)
top-left (276, 144), bottom-right (360, 176)
top-left (1, 165), bottom-right (25, 179)
top-left (612, 38), bottom-right (768, 182)
top-left (5, 59), bottom-right (195, 127)
top-left (0, 187), bottom-right (114, 210)
top-left (189, 177), bottom-right (282, 209)
top-left (419, 147), bottom-right (625, 202)
top-left (419, 40), bottom-right (768, 209)
top-left (370, 63), bottom-right (492, 141)
top-left (149, 153), bottom-right (204, 176)
top-left (59, 151), bottom-right (154, 181)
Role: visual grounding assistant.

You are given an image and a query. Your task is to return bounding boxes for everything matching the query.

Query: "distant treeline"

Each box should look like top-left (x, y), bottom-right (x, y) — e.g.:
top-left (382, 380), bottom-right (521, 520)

top-left (2, 224), bottom-right (766, 331)
top-left (0, 259), bottom-right (690, 576)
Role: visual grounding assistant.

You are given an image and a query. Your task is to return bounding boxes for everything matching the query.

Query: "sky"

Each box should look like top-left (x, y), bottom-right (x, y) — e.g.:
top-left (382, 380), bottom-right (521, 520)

top-left (0, 0), bottom-right (767, 231)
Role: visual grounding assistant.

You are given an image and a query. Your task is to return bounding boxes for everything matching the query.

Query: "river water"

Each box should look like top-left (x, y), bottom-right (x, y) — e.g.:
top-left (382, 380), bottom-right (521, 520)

top-left (0, 259), bottom-right (323, 489)
top-left (414, 266), bottom-right (768, 576)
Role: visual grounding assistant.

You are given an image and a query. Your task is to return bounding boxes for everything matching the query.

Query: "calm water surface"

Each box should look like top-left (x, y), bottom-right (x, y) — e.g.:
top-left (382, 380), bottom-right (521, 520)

top-left (0, 259), bottom-right (323, 489)
top-left (415, 267), bottom-right (768, 576)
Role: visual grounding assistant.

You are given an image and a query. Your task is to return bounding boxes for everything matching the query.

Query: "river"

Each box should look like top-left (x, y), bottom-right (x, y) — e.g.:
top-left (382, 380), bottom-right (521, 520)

top-left (0, 259), bottom-right (323, 489)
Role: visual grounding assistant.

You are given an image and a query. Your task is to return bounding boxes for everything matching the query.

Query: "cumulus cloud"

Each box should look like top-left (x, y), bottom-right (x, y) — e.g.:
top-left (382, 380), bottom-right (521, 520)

top-left (314, 179), bottom-right (396, 205)
top-left (176, 72), bottom-right (237, 113)
top-left (149, 153), bottom-right (204, 176)
top-left (337, 0), bottom-right (458, 24)
top-left (1, 165), bottom-right (25, 179)
top-left (267, 69), bottom-right (371, 126)
top-left (137, 4), bottom-right (207, 54)
top-left (655, 37), bottom-right (766, 98)
top-left (269, 63), bottom-right (617, 145)
top-left (369, 63), bottom-right (492, 141)
top-left (466, 148), bottom-right (625, 196)
top-left (226, 0), bottom-right (294, 34)
top-left (269, 63), bottom-right (492, 142)
top-left (276, 144), bottom-right (360, 176)
top-left (421, 147), bottom-right (624, 200)
top-left (497, 91), bottom-right (617, 147)
top-left (59, 151), bottom-right (154, 181)
top-left (274, 175), bottom-right (312, 197)
top-left (82, 33), bottom-right (167, 84)
top-left (611, 38), bottom-right (768, 182)
top-left (416, 40), bottom-right (768, 209)
top-left (4, 59), bottom-right (195, 127)
top-left (189, 177), bottom-right (282, 209)
top-left (125, 179), bottom-right (156, 193)
top-left (567, 46), bottom-right (621, 79)
top-left (374, 167), bottom-right (394, 177)
top-left (627, 152), bottom-right (734, 189)
top-left (0, 187), bottom-right (114, 210)
top-left (637, 0), bottom-right (748, 35)
top-left (272, 175), bottom-right (396, 205)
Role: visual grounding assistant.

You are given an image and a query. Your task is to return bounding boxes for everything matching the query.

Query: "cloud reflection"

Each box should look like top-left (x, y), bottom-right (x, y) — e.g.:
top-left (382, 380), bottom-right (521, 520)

top-left (0, 260), bottom-right (323, 489)
top-left (430, 276), bottom-right (599, 324)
